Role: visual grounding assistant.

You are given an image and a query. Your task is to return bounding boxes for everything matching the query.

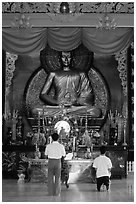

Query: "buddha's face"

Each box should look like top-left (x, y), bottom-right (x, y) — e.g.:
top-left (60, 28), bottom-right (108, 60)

top-left (61, 51), bottom-right (71, 67)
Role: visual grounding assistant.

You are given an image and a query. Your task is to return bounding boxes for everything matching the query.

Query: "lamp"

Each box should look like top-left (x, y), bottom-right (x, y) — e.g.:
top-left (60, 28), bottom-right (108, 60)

top-left (47, 2), bottom-right (83, 23)
top-left (60, 2), bottom-right (70, 14)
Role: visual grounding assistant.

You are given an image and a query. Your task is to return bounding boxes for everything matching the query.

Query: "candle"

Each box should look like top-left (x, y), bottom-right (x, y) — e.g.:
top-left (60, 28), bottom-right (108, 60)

top-left (73, 136), bottom-right (76, 151)
top-left (123, 117), bottom-right (126, 143)
top-left (37, 112), bottom-right (41, 141)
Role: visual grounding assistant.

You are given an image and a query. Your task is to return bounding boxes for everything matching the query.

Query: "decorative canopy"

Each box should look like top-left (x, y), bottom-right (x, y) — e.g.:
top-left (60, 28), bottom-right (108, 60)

top-left (2, 2), bottom-right (134, 55)
top-left (2, 27), bottom-right (133, 55)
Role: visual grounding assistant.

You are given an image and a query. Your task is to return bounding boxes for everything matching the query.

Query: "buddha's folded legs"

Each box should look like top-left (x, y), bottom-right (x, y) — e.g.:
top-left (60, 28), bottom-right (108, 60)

top-left (66, 106), bottom-right (102, 117)
top-left (33, 105), bottom-right (102, 118)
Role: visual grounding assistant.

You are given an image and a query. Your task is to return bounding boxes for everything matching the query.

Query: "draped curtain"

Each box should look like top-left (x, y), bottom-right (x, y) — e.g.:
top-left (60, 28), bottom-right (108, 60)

top-left (2, 27), bottom-right (133, 55)
top-left (2, 28), bottom-right (48, 55)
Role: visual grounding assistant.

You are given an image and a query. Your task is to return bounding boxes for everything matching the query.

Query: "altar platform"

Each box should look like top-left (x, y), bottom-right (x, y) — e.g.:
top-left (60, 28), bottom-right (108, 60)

top-left (2, 145), bottom-right (128, 183)
top-left (19, 157), bottom-right (95, 183)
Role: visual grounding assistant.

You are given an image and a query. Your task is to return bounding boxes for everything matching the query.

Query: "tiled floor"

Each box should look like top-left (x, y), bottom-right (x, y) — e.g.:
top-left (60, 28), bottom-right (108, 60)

top-left (2, 173), bottom-right (134, 202)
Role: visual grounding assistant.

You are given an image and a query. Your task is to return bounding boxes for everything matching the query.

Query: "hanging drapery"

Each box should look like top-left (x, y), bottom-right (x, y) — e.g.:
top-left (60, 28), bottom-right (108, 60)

top-left (2, 28), bottom-right (47, 55)
top-left (82, 27), bottom-right (134, 55)
top-left (2, 27), bottom-right (133, 55)
top-left (47, 27), bottom-right (81, 51)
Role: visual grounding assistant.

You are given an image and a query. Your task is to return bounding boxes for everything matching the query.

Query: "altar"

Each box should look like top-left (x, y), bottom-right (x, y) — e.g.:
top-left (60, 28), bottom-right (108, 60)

top-left (19, 157), bottom-right (94, 183)
top-left (2, 145), bottom-right (127, 183)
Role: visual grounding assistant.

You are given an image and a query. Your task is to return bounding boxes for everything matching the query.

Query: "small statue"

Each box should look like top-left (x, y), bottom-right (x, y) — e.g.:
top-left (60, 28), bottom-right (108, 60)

top-left (17, 170), bottom-right (25, 183)
top-left (85, 147), bottom-right (92, 159)
top-left (35, 145), bottom-right (41, 159)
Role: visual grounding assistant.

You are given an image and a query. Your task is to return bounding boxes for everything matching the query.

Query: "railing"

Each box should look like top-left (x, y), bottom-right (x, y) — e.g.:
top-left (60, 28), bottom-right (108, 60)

top-left (127, 161), bottom-right (134, 173)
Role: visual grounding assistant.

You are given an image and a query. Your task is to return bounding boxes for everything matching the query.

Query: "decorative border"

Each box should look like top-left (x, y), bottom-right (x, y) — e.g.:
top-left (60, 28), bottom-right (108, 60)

top-left (115, 49), bottom-right (127, 97)
top-left (2, 2), bottom-right (134, 14)
top-left (5, 52), bottom-right (18, 95)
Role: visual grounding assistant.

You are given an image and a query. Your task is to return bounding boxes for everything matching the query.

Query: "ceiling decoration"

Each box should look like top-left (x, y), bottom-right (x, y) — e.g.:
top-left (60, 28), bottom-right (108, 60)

top-left (97, 14), bottom-right (117, 30)
top-left (11, 14), bottom-right (32, 29)
top-left (96, 3), bottom-right (117, 30)
top-left (47, 2), bottom-right (83, 23)
top-left (77, 2), bottom-right (134, 14)
top-left (2, 2), bottom-right (134, 14)
top-left (2, 3), bottom-right (134, 28)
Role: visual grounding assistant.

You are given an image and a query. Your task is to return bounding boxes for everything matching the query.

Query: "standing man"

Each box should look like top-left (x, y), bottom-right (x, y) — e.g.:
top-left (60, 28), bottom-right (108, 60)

top-left (93, 145), bottom-right (112, 191)
top-left (45, 133), bottom-right (66, 196)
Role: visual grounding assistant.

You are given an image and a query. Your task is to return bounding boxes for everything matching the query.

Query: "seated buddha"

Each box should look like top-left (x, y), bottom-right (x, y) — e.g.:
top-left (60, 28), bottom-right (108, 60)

top-left (34, 51), bottom-right (102, 118)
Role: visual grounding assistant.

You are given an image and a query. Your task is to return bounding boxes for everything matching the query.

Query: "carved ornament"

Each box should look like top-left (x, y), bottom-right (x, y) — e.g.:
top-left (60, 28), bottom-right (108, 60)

top-left (115, 49), bottom-right (127, 96)
top-left (2, 2), bottom-right (134, 14)
top-left (6, 52), bottom-right (18, 95)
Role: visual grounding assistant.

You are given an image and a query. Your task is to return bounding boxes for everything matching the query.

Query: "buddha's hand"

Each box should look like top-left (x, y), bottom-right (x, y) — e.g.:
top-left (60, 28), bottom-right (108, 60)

top-left (74, 97), bottom-right (90, 106)
top-left (59, 102), bottom-right (71, 107)
top-left (72, 100), bottom-right (82, 106)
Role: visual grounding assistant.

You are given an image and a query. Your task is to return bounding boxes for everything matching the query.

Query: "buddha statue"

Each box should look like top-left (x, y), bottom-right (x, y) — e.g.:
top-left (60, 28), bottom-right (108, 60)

top-left (34, 51), bottom-right (102, 118)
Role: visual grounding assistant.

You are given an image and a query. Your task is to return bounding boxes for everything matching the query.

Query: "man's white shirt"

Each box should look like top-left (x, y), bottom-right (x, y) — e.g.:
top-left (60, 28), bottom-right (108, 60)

top-left (93, 155), bottom-right (112, 178)
top-left (45, 141), bottom-right (66, 159)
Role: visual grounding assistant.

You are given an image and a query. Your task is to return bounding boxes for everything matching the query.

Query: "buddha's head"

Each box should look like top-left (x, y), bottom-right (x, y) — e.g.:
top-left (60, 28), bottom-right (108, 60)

top-left (61, 51), bottom-right (71, 67)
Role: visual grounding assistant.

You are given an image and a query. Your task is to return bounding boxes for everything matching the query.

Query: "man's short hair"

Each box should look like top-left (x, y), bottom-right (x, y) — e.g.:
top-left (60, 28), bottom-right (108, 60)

top-left (51, 133), bottom-right (59, 141)
top-left (100, 145), bottom-right (106, 154)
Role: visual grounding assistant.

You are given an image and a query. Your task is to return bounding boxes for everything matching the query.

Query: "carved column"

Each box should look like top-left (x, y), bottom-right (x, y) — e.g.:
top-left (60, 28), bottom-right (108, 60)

top-left (5, 52), bottom-right (18, 117)
top-left (115, 48), bottom-right (128, 145)
top-left (5, 52), bottom-right (18, 140)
